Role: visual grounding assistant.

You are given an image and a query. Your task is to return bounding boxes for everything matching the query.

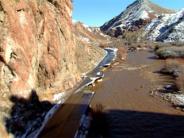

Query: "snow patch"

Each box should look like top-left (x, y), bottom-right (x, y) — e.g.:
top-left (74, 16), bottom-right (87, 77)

top-left (145, 9), bottom-right (184, 42)
top-left (139, 10), bottom-right (149, 19)
top-left (101, 0), bottom-right (162, 34)
top-left (18, 11), bottom-right (27, 28)
top-left (79, 35), bottom-right (91, 43)
top-left (171, 94), bottom-right (184, 106)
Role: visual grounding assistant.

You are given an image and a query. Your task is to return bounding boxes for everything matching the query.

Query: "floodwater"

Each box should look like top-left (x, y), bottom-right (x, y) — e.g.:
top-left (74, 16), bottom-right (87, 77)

top-left (88, 50), bottom-right (184, 138)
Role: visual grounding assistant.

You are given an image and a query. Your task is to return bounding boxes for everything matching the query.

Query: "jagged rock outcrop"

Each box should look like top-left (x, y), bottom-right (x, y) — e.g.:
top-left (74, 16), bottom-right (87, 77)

top-left (145, 9), bottom-right (184, 42)
top-left (101, 0), bottom-right (173, 37)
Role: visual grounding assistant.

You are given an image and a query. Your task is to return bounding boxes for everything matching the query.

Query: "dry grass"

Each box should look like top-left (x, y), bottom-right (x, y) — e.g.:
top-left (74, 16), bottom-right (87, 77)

top-left (74, 22), bottom-right (110, 74)
top-left (88, 104), bottom-right (109, 137)
top-left (117, 47), bottom-right (127, 61)
top-left (153, 41), bottom-right (184, 59)
top-left (163, 59), bottom-right (184, 94)
top-left (156, 46), bottom-right (184, 59)
top-left (122, 28), bottom-right (145, 43)
top-left (75, 37), bottom-right (105, 74)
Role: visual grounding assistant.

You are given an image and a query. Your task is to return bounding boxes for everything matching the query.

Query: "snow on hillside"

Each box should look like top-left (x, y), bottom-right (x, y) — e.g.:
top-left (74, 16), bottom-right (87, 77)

top-left (101, 0), bottom-right (173, 37)
top-left (145, 9), bottom-right (184, 42)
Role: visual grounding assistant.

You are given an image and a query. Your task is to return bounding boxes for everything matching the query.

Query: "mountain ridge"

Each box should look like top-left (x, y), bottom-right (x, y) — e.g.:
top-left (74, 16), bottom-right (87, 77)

top-left (145, 8), bottom-right (184, 42)
top-left (101, 0), bottom-right (174, 37)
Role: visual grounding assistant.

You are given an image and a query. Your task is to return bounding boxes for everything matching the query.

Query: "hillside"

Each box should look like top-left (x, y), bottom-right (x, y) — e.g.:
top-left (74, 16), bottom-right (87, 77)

top-left (73, 22), bottom-right (108, 73)
top-left (101, 0), bottom-right (174, 37)
top-left (145, 9), bottom-right (184, 42)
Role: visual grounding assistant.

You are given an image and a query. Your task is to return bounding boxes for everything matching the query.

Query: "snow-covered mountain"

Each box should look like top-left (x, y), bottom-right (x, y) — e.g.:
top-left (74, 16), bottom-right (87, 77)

top-left (145, 9), bottom-right (184, 42)
top-left (101, 0), bottom-right (173, 37)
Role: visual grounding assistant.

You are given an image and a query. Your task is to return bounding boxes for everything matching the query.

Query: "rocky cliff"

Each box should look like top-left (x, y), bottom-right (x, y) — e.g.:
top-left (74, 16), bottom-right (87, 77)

top-left (0, 0), bottom-right (105, 137)
top-left (0, 0), bottom-right (81, 97)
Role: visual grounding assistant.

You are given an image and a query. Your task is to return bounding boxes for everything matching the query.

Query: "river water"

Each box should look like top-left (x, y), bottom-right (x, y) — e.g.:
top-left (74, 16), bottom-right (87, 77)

top-left (88, 50), bottom-right (184, 138)
top-left (37, 48), bottom-right (117, 138)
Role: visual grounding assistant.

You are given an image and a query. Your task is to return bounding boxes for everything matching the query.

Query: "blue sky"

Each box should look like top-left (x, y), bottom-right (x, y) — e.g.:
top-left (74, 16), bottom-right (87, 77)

top-left (73, 0), bottom-right (184, 27)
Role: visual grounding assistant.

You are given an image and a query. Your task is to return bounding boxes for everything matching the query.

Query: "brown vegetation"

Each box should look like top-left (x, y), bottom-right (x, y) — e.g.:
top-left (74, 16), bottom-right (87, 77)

top-left (156, 46), bottom-right (184, 59)
top-left (161, 59), bottom-right (184, 94)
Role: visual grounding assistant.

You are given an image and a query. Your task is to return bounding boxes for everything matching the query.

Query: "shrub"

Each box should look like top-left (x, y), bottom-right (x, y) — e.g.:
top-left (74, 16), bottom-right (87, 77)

top-left (156, 46), bottom-right (184, 59)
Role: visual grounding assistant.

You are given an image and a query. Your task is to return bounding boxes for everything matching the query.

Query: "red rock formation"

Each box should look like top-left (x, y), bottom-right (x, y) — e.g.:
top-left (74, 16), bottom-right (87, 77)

top-left (0, 0), bottom-right (80, 97)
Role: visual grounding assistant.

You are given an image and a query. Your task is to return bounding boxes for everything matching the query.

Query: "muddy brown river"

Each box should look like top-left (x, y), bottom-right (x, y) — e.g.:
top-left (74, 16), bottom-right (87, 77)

top-left (88, 50), bottom-right (184, 138)
top-left (39, 49), bottom-right (184, 138)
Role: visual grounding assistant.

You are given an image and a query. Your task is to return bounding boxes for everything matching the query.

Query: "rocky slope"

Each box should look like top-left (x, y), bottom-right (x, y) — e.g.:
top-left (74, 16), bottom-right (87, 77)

top-left (145, 9), bottom-right (184, 42)
top-left (0, 0), bottom-right (106, 137)
top-left (101, 0), bottom-right (173, 37)
top-left (74, 22), bottom-right (108, 73)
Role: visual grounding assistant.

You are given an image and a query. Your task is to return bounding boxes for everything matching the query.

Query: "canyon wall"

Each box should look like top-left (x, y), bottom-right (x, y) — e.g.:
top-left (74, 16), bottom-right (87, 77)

top-left (0, 0), bottom-right (81, 98)
top-left (0, 0), bottom-right (106, 137)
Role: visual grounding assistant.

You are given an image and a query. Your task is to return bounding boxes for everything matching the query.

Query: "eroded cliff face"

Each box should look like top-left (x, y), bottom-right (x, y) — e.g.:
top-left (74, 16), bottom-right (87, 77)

top-left (0, 0), bottom-right (81, 98)
top-left (0, 0), bottom-right (107, 137)
top-left (0, 0), bottom-right (80, 136)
